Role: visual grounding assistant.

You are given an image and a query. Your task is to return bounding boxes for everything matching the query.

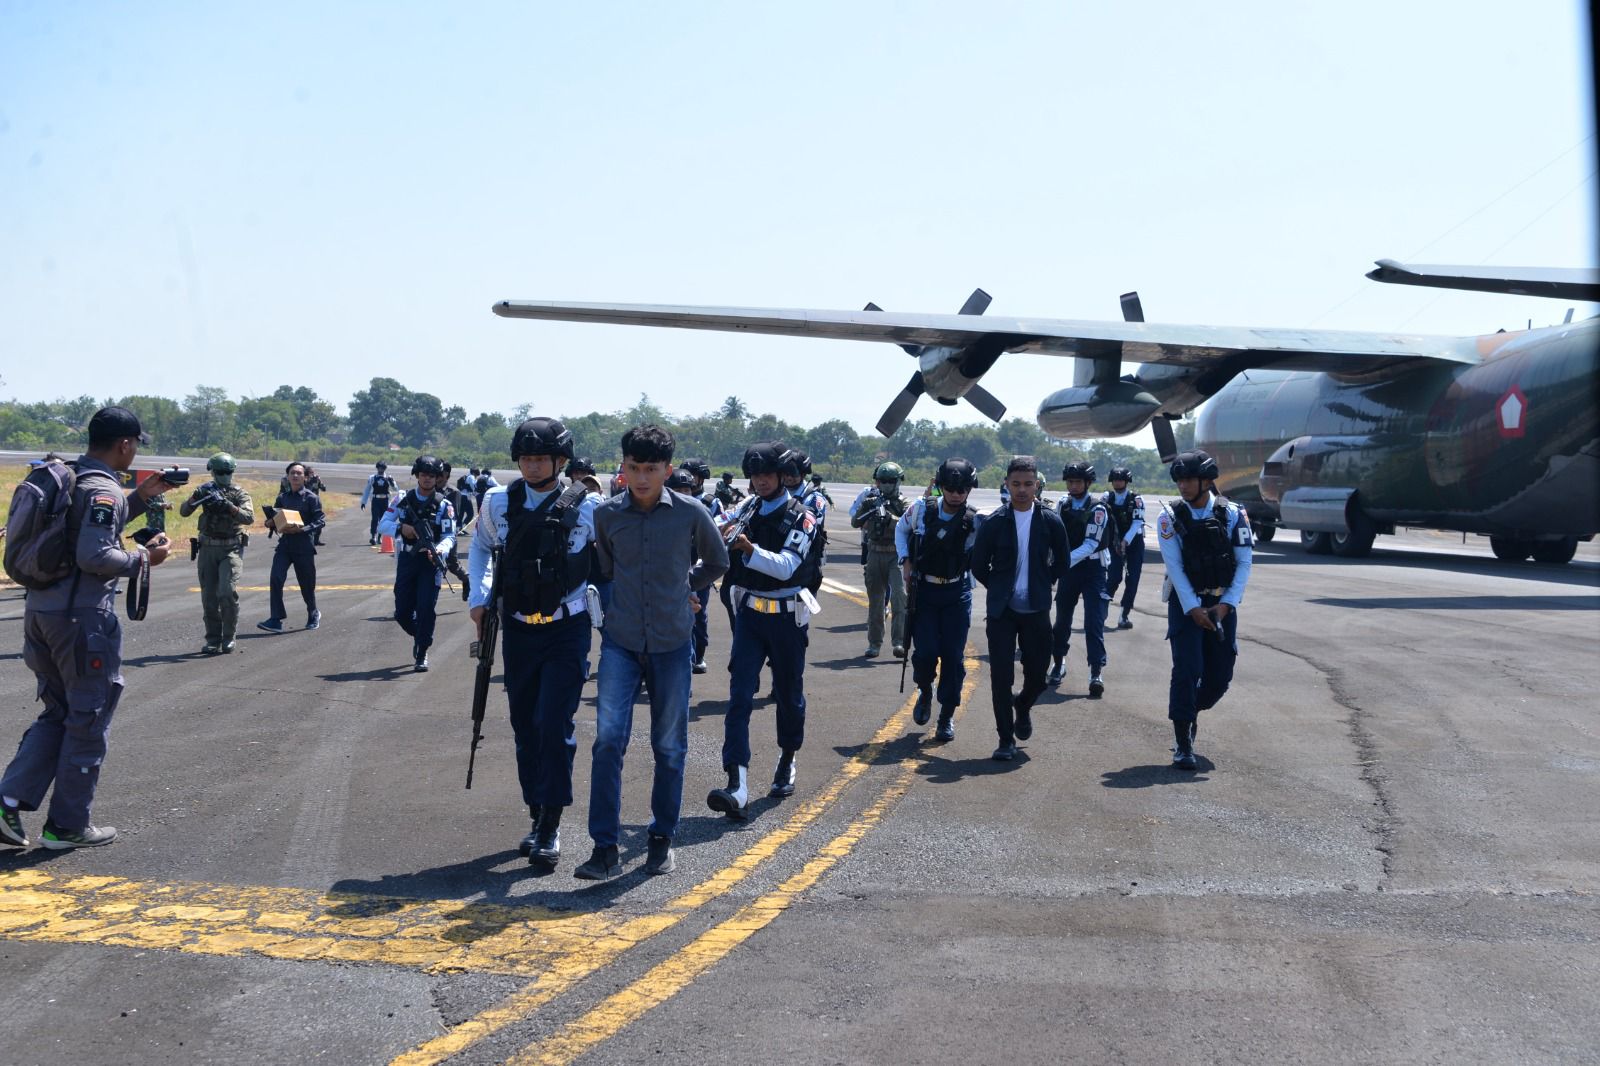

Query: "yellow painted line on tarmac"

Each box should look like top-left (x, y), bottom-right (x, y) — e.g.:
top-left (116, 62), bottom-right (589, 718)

top-left (186, 584), bottom-right (392, 592)
top-left (389, 653), bottom-right (952, 1066)
top-left (0, 870), bottom-right (629, 976)
top-left (818, 576), bottom-right (868, 605)
top-left (510, 657), bottom-right (982, 1066)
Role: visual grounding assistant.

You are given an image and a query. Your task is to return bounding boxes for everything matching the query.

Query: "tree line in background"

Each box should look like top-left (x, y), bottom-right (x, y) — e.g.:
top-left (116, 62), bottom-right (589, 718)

top-left (0, 377), bottom-right (1194, 488)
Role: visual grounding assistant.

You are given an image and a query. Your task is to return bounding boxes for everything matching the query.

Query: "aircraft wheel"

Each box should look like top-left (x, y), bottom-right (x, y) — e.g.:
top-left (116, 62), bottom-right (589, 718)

top-left (1331, 513), bottom-right (1376, 558)
top-left (1530, 538), bottom-right (1578, 564)
top-left (1254, 521), bottom-right (1277, 543)
top-left (1489, 536), bottom-right (1532, 562)
top-left (1300, 530), bottom-right (1332, 555)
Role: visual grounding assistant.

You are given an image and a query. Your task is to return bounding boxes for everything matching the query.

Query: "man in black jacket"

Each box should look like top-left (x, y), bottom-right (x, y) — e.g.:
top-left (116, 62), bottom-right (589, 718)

top-left (970, 456), bottom-right (1068, 761)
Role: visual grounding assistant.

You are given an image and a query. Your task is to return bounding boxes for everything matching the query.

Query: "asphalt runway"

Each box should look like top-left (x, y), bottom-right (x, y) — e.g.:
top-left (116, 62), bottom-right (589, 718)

top-left (1, 497), bottom-right (1597, 1065)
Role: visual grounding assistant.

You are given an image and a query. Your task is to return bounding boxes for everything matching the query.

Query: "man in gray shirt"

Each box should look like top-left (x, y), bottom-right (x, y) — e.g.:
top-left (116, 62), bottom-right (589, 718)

top-left (578, 425), bottom-right (729, 880)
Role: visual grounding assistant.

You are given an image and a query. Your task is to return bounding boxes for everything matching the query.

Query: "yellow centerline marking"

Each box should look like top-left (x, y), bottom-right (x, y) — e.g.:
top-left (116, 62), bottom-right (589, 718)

top-left (511, 657), bottom-right (982, 1066)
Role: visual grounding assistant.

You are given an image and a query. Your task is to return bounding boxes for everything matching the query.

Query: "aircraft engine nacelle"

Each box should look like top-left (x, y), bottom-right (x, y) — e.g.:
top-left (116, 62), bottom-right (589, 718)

top-left (1036, 381), bottom-right (1162, 440)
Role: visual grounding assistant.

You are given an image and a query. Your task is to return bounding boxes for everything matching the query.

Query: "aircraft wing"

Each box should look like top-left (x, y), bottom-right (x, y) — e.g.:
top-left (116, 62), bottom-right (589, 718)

top-left (1367, 259), bottom-right (1600, 302)
top-left (493, 299), bottom-right (1483, 374)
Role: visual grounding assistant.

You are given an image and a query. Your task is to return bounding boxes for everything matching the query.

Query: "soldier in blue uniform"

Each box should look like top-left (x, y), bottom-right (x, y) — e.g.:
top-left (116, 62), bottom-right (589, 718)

top-left (895, 457), bottom-right (982, 742)
top-left (782, 450), bottom-right (828, 526)
top-left (469, 418), bottom-right (597, 870)
top-left (707, 442), bottom-right (818, 819)
top-left (1048, 462), bottom-right (1110, 698)
top-left (1102, 466), bottom-right (1146, 630)
top-left (1156, 450), bottom-right (1253, 770)
top-left (360, 461), bottom-right (397, 545)
top-left (257, 462), bottom-right (325, 634)
top-left (377, 455), bottom-right (456, 672)
top-left (1, 407), bottom-right (173, 850)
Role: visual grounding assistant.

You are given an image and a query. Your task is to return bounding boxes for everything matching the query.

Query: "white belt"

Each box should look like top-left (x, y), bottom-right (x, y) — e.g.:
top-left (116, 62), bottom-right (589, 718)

top-left (512, 592), bottom-right (588, 626)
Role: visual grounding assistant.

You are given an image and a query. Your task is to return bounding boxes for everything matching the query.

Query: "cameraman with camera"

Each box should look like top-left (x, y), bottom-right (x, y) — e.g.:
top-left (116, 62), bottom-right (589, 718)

top-left (179, 452), bottom-right (255, 654)
top-left (377, 455), bottom-right (457, 672)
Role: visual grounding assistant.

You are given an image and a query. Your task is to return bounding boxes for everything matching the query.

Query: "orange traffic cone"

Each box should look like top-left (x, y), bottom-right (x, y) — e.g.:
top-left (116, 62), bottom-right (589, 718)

top-left (380, 534), bottom-right (395, 554)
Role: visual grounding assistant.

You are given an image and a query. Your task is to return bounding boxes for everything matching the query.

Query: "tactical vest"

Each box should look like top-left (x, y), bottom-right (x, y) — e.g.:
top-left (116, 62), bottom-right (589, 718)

top-left (865, 492), bottom-right (907, 548)
top-left (1059, 497), bottom-right (1103, 551)
top-left (397, 490), bottom-right (443, 545)
top-left (913, 502), bottom-right (976, 580)
top-left (499, 480), bottom-right (591, 616)
top-left (729, 496), bottom-right (812, 594)
top-left (196, 483), bottom-right (248, 539)
top-left (1172, 500), bottom-right (1238, 592)
top-left (371, 475), bottom-right (393, 500)
top-left (1103, 490), bottom-right (1137, 535)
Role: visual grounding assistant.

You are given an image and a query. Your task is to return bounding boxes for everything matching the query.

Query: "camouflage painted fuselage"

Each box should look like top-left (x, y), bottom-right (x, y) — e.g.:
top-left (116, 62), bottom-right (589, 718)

top-left (1198, 318), bottom-right (1600, 538)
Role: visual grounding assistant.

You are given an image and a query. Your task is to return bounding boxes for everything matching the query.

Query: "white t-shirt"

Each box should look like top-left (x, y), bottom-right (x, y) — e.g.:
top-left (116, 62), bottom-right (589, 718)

top-left (1010, 503), bottom-right (1034, 610)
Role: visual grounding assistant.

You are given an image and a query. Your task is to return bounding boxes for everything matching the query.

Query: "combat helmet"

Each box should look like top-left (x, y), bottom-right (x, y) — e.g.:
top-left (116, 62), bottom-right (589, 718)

top-left (510, 417), bottom-right (575, 460)
top-left (206, 452), bottom-right (237, 476)
top-left (1061, 461), bottom-right (1095, 484)
top-left (1169, 450), bottom-right (1219, 482)
top-left (873, 461), bottom-right (904, 483)
top-left (742, 441), bottom-right (794, 477)
top-left (935, 457), bottom-right (978, 492)
top-left (1109, 466), bottom-right (1133, 483)
top-left (412, 454), bottom-right (446, 477)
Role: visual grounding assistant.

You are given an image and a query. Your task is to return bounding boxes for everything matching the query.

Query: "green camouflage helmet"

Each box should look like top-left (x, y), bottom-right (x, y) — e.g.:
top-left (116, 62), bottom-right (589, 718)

top-left (206, 452), bottom-right (237, 475)
top-left (873, 461), bottom-right (904, 482)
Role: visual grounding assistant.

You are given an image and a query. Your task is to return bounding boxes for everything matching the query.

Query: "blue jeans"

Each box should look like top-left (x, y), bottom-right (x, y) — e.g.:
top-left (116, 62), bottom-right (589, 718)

top-left (589, 633), bottom-right (692, 847)
top-left (1166, 596), bottom-right (1239, 722)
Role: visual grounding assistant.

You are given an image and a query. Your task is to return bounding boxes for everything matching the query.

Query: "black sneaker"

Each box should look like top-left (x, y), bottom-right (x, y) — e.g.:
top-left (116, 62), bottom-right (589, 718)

top-left (414, 653), bottom-right (430, 673)
top-left (992, 743), bottom-right (1017, 761)
top-left (1046, 659), bottom-right (1065, 686)
top-left (770, 751), bottom-right (796, 798)
top-left (1172, 748), bottom-right (1198, 771)
top-left (912, 687), bottom-right (932, 726)
top-left (691, 659), bottom-right (708, 675)
top-left (1, 802), bottom-right (27, 847)
top-left (221, 639), bottom-right (236, 654)
top-left (201, 642), bottom-right (221, 655)
top-left (256, 618), bottom-right (285, 634)
top-left (1013, 698), bottom-right (1033, 742)
top-left (1117, 611), bottom-right (1134, 630)
top-left (934, 712), bottom-right (956, 743)
top-left (305, 610), bottom-right (321, 631)
top-left (39, 821), bottom-right (116, 849)
top-left (573, 844), bottom-right (622, 881)
top-left (645, 833), bottom-right (675, 875)
top-left (1089, 671), bottom-right (1105, 699)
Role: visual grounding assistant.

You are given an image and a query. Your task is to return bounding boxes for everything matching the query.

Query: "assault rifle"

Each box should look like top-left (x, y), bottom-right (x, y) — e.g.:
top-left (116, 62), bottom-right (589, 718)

top-left (1159, 501), bottom-right (1225, 645)
top-left (719, 496), bottom-right (759, 547)
top-left (466, 545), bottom-right (502, 789)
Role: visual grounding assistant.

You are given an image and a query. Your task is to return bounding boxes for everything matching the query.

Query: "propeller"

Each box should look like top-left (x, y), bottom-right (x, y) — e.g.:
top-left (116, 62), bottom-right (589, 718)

top-left (870, 289), bottom-right (1004, 437)
top-left (1121, 291), bottom-right (1179, 463)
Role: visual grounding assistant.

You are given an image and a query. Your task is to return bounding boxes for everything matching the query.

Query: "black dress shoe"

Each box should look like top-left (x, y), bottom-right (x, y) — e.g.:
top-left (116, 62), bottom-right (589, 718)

top-left (769, 751), bottom-right (796, 798)
top-left (1089, 671), bottom-right (1105, 699)
top-left (1046, 660), bottom-right (1065, 686)
top-left (529, 806), bottom-right (562, 867)
top-left (934, 713), bottom-right (955, 742)
top-left (645, 833), bottom-right (675, 875)
top-left (992, 743), bottom-right (1018, 761)
top-left (912, 687), bottom-right (932, 726)
top-left (573, 844), bottom-right (622, 881)
top-left (1013, 699), bottom-right (1033, 742)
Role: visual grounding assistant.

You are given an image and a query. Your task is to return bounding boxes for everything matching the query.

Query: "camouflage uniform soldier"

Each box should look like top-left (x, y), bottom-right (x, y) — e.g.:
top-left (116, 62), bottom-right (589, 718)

top-left (849, 461), bottom-right (910, 658)
top-left (179, 453), bottom-right (255, 654)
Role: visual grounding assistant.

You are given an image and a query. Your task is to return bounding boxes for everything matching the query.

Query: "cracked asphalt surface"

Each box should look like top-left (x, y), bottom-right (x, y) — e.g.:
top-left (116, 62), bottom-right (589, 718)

top-left (1, 474), bottom-right (1596, 1065)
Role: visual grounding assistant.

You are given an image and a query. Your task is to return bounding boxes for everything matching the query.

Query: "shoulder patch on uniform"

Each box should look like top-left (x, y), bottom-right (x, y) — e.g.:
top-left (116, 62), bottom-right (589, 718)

top-left (1158, 512), bottom-right (1175, 539)
top-left (88, 493), bottom-right (118, 527)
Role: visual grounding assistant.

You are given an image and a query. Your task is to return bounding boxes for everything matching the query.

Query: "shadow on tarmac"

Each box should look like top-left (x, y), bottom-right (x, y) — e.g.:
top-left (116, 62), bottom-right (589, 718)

top-left (318, 664), bottom-right (424, 683)
top-left (327, 846), bottom-right (643, 914)
top-left (1307, 594), bottom-right (1596, 611)
top-left (1100, 759), bottom-right (1215, 788)
top-left (914, 747), bottom-right (1031, 783)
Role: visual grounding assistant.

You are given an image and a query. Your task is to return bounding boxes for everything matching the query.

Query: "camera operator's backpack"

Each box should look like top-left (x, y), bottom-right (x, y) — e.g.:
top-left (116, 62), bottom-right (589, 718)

top-left (5, 460), bottom-right (79, 590)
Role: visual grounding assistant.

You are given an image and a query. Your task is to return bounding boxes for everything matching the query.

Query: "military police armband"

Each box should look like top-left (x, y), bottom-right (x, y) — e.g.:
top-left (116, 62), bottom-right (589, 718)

top-left (1233, 510), bottom-right (1254, 546)
top-left (88, 493), bottom-right (119, 527)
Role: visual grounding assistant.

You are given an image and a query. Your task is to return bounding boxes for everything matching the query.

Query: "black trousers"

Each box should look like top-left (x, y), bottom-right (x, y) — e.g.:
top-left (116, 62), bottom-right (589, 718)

top-left (984, 607), bottom-right (1052, 744)
top-left (269, 546), bottom-right (318, 621)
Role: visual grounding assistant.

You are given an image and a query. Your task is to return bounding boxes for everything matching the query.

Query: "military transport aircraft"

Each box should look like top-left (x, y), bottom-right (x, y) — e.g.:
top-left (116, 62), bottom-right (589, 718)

top-left (493, 260), bottom-right (1599, 564)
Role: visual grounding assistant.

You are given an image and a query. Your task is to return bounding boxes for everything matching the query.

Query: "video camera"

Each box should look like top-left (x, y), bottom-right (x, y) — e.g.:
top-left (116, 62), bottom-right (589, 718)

top-left (158, 466), bottom-right (190, 486)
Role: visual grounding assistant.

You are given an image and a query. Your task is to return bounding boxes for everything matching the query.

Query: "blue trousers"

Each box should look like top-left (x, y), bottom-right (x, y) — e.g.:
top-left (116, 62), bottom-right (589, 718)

top-left (268, 543), bottom-right (317, 621)
top-left (393, 551), bottom-right (443, 650)
top-left (0, 609), bottom-right (123, 830)
top-left (1165, 596), bottom-right (1239, 722)
top-left (1051, 559), bottom-right (1107, 666)
top-left (910, 581), bottom-right (971, 710)
top-left (590, 633), bottom-right (692, 846)
top-left (1105, 538), bottom-right (1145, 612)
top-left (368, 502), bottom-right (388, 540)
top-left (502, 612), bottom-right (592, 808)
top-left (723, 601), bottom-right (808, 770)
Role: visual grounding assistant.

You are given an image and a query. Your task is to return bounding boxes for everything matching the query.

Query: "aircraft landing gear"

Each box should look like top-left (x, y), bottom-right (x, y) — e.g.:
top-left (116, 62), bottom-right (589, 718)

top-left (1530, 537), bottom-right (1578, 564)
top-left (1330, 512), bottom-right (1377, 558)
top-left (1489, 536), bottom-right (1532, 562)
top-left (1300, 530), bottom-right (1332, 555)
top-left (1254, 521), bottom-right (1277, 543)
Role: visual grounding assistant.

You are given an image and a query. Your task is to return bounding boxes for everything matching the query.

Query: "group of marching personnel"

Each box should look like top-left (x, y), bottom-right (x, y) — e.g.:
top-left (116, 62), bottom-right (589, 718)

top-left (2, 407), bottom-right (1249, 879)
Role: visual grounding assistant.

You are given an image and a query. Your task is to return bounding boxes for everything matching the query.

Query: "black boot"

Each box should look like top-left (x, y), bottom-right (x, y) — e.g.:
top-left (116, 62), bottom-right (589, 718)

top-left (707, 766), bottom-right (749, 820)
top-left (912, 685), bottom-right (932, 726)
top-left (770, 750), bottom-right (797, 798)
top-left (573, 844), bottom-right (622, 881)
top-left (518, 806), bottom-right (540, 856)
top-left (1172, 719), bottom-right (1197, 770)
top-left (1013, 695), bottom-right (1033, 742)
top-left (529, 806), bottom-right (562, 868)
top-left (935, 709), bottom-right (956, 742)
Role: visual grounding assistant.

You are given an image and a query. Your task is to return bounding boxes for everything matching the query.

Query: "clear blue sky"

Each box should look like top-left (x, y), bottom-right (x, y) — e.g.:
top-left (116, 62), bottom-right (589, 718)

top-left (2, 1), bottom-right (1594, 441)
